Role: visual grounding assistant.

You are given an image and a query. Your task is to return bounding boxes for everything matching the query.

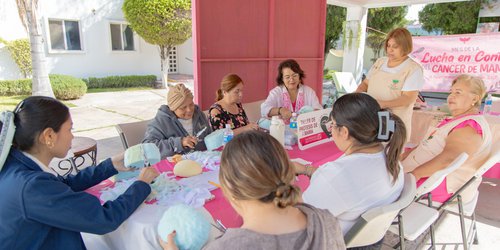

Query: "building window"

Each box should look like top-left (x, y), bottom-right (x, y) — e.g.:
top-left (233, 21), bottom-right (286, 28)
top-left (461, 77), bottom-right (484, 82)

top-left (169, 47), bottom-right (177, 73)
top-left (48, 19), bottom-right (82, 51)
top-left (110, 23), bottom-right (135, 51)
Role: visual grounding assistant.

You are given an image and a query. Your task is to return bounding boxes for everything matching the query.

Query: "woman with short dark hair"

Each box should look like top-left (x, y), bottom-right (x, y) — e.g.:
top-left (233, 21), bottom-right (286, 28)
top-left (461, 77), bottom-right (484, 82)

top-left (261, 59), bottom-right (323, 120)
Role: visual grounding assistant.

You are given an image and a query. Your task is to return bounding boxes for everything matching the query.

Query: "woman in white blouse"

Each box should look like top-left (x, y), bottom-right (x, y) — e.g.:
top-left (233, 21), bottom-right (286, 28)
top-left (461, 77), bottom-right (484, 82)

top-left (261, 59), bottom-right (323, 120)
top-left (294, 93), bottom-right (406, 236)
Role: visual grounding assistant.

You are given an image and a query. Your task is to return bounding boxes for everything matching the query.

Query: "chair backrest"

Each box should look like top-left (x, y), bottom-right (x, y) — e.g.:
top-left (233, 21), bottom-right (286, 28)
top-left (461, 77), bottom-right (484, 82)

top-left (344, 173), bottom-right (417, 248)
top-left (332, 72), bottom-right (357, 94)
top-left (475, 139), bottom-right (500, 177)
top-left (242, 100), bottom-right (264, 123)
top-left (115, 120), bottom-right (151, 149)
top-left (415, 152), bottom-right (469, 197)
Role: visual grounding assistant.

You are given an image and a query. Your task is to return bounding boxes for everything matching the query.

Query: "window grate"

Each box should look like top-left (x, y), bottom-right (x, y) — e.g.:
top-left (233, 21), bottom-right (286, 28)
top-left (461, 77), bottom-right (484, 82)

top-left (168, 47), bottom-right (178, 73)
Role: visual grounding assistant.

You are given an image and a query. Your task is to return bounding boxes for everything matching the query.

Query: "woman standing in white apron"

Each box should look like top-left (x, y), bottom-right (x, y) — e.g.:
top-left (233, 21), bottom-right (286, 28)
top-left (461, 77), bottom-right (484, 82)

top-left (356, 27), bottom-right (424, 140)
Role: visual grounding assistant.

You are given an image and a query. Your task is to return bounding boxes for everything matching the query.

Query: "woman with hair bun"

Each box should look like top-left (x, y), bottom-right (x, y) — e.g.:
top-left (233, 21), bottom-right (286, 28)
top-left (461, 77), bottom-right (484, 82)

top-left (162, 130), bottom-right (345, 250)
top-left (209, 73), bottom-right (258, 134)
top-left (295, 93), bottom-right (406, 237)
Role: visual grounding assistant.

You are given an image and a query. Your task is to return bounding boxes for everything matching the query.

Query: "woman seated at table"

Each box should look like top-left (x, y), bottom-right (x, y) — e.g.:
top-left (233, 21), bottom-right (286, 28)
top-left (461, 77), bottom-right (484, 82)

top-left (208, 73), bottom-right (258, 133)
top-left (402, 74), bottom-right (492, 203)
top-left (0, 96), bottom-right (159, 250)
top-left (261, 59), bottom-right (323, 120)
top-left (294, 93), bottom-right (406, 235)
top-left (162, 130), bottom-right (345, 250)
top-left (143, 84), bottom-right (212, 158)
top-left (355, 27), bottom-right (424, 140)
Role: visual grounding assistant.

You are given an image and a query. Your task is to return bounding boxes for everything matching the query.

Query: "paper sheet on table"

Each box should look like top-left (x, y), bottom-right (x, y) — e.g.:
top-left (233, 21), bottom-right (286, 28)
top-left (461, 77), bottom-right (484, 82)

top-left (290, 158), bottom-right (312, 165)
top-left (177, 170), bottom-right (220, 191)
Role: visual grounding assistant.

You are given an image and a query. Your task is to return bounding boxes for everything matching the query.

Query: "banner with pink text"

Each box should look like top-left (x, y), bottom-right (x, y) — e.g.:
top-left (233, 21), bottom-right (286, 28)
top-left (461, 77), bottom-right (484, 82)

top-left (411, 33), bottom-right (500, 92)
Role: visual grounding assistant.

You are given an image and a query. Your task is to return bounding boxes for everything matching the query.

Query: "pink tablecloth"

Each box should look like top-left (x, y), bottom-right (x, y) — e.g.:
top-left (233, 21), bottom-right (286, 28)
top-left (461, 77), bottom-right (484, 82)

top-left (86, 141), bottom-right (343, 229)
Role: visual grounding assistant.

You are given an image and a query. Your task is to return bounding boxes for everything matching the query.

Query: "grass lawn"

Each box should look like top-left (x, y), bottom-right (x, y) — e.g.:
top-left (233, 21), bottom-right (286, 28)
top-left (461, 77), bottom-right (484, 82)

top-left (0, 95), bottom-right (77, 111)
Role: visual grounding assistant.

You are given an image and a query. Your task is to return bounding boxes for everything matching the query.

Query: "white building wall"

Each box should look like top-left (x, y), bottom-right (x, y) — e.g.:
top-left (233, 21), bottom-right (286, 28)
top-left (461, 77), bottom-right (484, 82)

top-left (0, 0), bottom-right (26, 80)
top-left (0, 0), bottom-right (193, 80)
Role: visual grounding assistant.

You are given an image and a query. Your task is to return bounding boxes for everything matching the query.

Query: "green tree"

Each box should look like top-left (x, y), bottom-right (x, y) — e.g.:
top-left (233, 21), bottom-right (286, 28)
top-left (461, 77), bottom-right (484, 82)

top-left (324, 5), bottom-right (346, 55)
top-left (419, 0), bottom-right (482, 35)
top-left (123, 0), bottom-right (191, 87)
top-left (0, 38), bottom-right (32, 78)
top-left (366, 7), bottom-right (408, 61)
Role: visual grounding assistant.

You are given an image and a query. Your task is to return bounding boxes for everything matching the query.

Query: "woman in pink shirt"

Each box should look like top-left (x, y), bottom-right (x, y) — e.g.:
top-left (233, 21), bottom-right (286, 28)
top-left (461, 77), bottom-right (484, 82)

top-left (402, 74), bottom-right (492, 203)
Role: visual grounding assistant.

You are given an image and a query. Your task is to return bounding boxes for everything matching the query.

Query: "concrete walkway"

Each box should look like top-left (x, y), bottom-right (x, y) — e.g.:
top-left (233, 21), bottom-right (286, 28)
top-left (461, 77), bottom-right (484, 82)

top-left (66, 87), bottom-right (499, 250)
top-left (68, 89), bottom-right (168, 161)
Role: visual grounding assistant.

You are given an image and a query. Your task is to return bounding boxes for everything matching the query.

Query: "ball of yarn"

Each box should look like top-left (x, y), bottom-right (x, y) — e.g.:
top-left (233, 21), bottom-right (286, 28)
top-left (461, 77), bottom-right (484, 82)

top-left (157, 204), bottom-right (211, 250)
top-left (174, 160), bottom-right (202, 177)
top-left (204, 129), bottom-right (224, 151)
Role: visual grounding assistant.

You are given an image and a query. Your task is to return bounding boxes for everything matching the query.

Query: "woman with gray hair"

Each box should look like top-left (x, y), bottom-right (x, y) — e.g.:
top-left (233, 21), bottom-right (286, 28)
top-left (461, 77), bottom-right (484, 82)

top-left (143, 84), bottom-right (212, 158)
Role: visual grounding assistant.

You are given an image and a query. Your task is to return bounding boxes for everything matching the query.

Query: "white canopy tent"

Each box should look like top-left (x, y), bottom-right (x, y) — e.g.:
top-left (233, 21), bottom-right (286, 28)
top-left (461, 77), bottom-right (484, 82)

top-left (327, 0), bottom-right (469, 82)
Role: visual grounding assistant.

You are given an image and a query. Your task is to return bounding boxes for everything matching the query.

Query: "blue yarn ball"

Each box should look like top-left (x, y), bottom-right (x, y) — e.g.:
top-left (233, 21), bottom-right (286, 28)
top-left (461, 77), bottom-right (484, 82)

top-left (157, 204), bottom-right (211, 250)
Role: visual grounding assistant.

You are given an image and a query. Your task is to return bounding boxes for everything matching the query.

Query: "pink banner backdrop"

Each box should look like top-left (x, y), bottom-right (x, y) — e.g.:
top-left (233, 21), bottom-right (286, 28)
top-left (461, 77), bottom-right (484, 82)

top-left (411, 33), bottom-right (500, 92)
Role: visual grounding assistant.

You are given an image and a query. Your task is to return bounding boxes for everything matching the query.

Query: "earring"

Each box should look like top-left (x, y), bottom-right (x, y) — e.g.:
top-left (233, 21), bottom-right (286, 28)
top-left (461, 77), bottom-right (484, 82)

top-left (46, 141), bottom-right (54, 149)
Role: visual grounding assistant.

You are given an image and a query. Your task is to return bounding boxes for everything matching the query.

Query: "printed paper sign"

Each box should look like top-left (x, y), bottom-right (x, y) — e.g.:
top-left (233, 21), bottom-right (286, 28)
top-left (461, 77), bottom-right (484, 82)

top-left (297, 109), bottom-right (332, 150)
top-left (411, 33), bottom-right (500, 93)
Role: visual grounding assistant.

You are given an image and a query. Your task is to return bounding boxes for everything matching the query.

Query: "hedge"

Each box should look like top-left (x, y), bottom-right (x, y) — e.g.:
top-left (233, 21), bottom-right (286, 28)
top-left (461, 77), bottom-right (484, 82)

top-left (0, 78), bottom-right (31, 96)
top-left (83, 75), bottom-right (157, 88)
top-left (50, 74), bottom-right (87, 100)
top-left (0, 74), bottom-right (87, 100)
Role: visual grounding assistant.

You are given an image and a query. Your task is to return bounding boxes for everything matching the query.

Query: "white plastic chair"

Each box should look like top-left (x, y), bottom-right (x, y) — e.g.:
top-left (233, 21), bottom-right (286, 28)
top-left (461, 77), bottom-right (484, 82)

top-left (115, 120), bottom-right (151, 149)
top-left (344, 173), bottom-right (416, 248)
top-left (432, 140), bottom-right (500, 250)
top-left (332, 72), bottom-right (357, 99)
top-left (389, 153), bottom-right (469, 249)
top-left (241, 100), bottom-right (264, 123)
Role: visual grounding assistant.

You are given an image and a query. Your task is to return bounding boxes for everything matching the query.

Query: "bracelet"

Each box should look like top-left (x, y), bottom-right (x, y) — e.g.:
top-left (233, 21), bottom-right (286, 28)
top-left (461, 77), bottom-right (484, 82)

top-left (278, 107), bottom-right (282, 115)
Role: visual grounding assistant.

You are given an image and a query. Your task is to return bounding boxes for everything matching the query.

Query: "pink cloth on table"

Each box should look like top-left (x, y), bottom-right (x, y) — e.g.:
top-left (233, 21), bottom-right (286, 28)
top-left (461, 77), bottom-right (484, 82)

top-left (85, 141), bottom-right (344, 229)
top-left (416, 177), bottom-right (452, 203)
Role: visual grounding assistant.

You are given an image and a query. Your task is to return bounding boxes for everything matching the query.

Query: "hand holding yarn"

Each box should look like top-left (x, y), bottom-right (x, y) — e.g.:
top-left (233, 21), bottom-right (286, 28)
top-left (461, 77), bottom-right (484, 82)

top-left (137, 167), bottom-right (159, 184)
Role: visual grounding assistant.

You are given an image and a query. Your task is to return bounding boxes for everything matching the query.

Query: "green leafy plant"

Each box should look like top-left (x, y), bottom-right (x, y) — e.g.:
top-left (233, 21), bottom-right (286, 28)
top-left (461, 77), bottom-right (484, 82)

top-left (50, 74), bottom-right (87, 100)
top-left (123, 0), bottom-right (191, 86)
top-left (83, 75), bottom-right (157, 89)
top-left (0, 38), bottom-right (32, 78)
top-left (323, 69), bottom-right (337, 81)
top-left (420, 0), bottom-right (482, 34)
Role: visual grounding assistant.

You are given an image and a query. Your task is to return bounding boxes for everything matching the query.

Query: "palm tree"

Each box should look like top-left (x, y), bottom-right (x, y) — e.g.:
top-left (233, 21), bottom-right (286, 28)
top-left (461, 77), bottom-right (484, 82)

top-left (16, 0), bottom-right (54, 97)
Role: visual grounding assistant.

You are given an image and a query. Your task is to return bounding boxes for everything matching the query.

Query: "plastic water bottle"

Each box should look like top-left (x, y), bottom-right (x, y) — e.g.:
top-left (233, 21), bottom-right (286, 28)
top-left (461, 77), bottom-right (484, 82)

top-left (289, 112), bottom-right (298, 130)
top-left (483, 93), bottom-right (493, 115)
top-left (223, 124), bottom-right (233, 145)
top-left (270, 116), bottom-right (285, 146)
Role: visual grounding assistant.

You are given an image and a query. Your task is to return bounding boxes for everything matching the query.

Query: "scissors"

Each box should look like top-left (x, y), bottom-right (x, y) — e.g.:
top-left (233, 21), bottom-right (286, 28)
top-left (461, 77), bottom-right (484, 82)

top-left (196, 126), bottom-right (208, 140)
top-left (189, 126), bottom-right (208, 152)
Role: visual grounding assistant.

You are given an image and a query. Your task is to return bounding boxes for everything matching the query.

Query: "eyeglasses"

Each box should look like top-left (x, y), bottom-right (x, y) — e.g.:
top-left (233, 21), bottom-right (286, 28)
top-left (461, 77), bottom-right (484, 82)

top-left (283, 73), bottom-right (299, 81)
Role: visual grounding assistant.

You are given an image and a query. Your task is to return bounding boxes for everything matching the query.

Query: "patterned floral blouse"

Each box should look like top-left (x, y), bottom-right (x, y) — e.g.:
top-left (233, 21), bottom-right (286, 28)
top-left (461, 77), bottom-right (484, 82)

top-left (209, 102), bottom-right (250, 131)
